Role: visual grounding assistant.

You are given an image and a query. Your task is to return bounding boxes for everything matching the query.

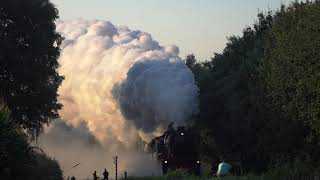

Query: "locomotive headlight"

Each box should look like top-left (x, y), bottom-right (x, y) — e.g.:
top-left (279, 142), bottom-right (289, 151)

top-left (164, 160), bottom-right (168, 164)
top-left (181, 132), bottom-right (184, 136)
top-left (196, 160), bottom-right (200, 164)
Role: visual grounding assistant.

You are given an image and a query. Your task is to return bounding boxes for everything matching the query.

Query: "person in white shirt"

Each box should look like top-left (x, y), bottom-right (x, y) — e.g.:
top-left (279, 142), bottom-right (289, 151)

top-left (216, 158), bottom-right (232, 177)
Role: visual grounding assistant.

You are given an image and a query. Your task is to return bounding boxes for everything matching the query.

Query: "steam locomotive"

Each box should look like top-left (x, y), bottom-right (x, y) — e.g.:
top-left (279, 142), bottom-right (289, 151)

top-left (146, 124), bottom-right (201, 175)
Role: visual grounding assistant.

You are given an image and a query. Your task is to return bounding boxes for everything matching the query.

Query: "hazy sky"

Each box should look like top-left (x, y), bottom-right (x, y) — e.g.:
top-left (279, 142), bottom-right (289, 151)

top-left (51, 0), bottom-right (291, 60)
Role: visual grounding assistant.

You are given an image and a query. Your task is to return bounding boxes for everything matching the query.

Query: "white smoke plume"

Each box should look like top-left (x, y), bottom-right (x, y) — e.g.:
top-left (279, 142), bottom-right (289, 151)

top-left (39, 19), bottom-right (198, 178)
top-left (57, 19), bottom-right (198, 144)
top-left (112, 59), bottom-right (199, 133)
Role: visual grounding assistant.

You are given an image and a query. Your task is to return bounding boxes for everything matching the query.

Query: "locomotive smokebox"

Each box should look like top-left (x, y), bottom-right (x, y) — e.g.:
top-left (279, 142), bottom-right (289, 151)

top-left (147, 124), bottom-right (201, 175)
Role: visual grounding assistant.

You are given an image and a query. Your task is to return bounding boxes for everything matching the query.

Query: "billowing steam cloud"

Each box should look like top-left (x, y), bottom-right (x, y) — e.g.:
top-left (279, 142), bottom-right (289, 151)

top-left (113, 59), bottom-right (198, 132)
top-left (39, 19), bottom-right (198, 177)
top-left (56, 19), bottom-right (198, 144)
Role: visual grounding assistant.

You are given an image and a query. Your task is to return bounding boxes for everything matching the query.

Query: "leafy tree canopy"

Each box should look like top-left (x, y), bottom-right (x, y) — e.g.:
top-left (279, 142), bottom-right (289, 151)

top-left (187, 0), bottom-right (320, 174)
top-left (0, 0), bottom-right (64, 137)
top-left (262, 0), bottom-right (320, 137)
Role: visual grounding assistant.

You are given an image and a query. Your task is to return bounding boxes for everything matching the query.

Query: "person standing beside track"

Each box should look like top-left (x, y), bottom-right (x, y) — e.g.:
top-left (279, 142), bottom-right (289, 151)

top-left (103, 168), bottom-right (109, 180)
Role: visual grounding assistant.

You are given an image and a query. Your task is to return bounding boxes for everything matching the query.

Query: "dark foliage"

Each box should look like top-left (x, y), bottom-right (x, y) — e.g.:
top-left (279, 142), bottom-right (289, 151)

top-left (187, 0), bottom-right (320, 174)
top-left (0, 101), bottom-right (63, 180)
top-left (188, 12), bottom-right (275, 174)
top-left (261, 0), bottom-right (320, 168)
top-left (0, 0), bottom-right (64, 178)
top-left (0, 0), bottom-right (64, 137)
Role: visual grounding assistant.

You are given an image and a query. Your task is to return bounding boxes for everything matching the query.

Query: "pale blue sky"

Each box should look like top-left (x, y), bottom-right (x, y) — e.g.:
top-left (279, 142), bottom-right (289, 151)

top-left (52, 0), bottom-right (291, 60)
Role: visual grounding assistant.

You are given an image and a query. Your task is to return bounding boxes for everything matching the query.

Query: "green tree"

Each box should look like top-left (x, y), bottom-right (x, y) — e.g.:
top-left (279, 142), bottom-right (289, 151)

top-left (262, 0), bottom-right (320, 137)
top-left (188, 8), bottom-right (315, 173)
top-left (0, 101), bottom-right (63, 180)
top-left (0, 0), bottom-right (64, 136)
top-left (0, 101), bottom-right (32, 179)
top-left (261, 0), bottom-right (320, 166)
top-left (188, 12), bottom-right (276, 174)
top-left (188, 1), bottom-right (320, 174)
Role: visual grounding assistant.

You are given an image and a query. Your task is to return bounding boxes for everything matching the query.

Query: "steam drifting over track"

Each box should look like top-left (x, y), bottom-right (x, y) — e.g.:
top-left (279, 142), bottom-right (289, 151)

top-left (39, 19), bottom-right (198, 177)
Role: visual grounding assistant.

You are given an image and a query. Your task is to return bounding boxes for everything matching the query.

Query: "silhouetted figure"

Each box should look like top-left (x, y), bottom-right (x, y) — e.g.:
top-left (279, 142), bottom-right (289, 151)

top-left (93, 171), bottom-right (99, 180)
top-left (103, 169), bottom-right (109, 180)
top-left (124, 171), bottom-right (127, 179)
top-left (71, 176), bottom-right (76, 180)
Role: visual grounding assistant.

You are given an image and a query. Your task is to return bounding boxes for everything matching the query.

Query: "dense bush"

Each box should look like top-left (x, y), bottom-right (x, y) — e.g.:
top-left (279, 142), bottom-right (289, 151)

top-left (28, 149), bottom-right (63, 180)
top-left (0, 101), bottom-right (63, 180)
top-left (0, 101), bottom-right (32, 179)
